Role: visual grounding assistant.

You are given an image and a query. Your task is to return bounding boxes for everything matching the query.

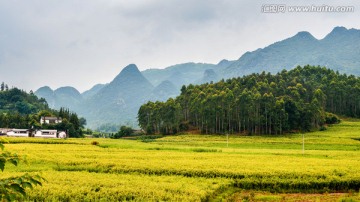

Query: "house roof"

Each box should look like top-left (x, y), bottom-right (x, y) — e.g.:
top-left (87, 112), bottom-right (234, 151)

top-left (0, 128), bottom-right (11, 133)
top-left (10, 129), bottom-right (29, 131)
top-left (41, 116), bottom-right (62, 120)
top-left (39, 130), bottom-right (57, 132)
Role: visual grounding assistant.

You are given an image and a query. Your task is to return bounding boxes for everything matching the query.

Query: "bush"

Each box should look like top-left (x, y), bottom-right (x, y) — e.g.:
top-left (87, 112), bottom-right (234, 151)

top-left (138, 135), bottom-right (163, 142)
top-left (325, 112), bottom-right (341, 124)
top-left (91, 141), bottom-right (99, 146)
top-left (179, 121), bottom-right (189, 131)
top-left (319, 126), bottom-right (327, 131)
top-left (113, 126), bottom-right (134, 139)
top-left (192, 148), bottom-right (221, 153)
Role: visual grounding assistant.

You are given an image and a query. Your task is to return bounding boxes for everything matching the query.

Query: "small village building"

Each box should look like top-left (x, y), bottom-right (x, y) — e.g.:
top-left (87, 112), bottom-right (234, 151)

top-left (0, 128), bottom-right (11, 135)
top-left (34, 130), bottom-right (67, 138)
top-left (6, 129), bottom-right (30, 137)
top-left (35, 130), bottom-right (57, 138)
top-left (40, 116), bottom-right (62, 125)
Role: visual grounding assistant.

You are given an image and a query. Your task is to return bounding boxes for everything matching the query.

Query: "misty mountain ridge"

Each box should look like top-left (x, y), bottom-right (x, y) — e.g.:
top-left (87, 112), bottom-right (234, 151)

top-left (76, 64), bottom-right (156, 128)
top-left (142, 62), bottom-right (217, 88)
top-left (196, 69), bottom-right (219, 84)
top-left (82, 84), bottom-right (107, 99)
top-left (35, 86), bottom-right (82, 110)
top-left (149, 80), bottom-right (179, 102)
top-left (35, 86), bottom-right (55, 108)
top-left (224, 26), bottom-right (360, 77)
top-left (34, 26), bottom-right (360, 130)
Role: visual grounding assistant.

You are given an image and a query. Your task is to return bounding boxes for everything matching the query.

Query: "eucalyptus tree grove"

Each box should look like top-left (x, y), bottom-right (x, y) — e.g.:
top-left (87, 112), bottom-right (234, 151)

top-left (138, 66), bottom-right (353, 135)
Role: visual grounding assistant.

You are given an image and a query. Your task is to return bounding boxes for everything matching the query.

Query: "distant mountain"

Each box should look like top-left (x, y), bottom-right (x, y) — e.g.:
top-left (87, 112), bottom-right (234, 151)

top-left (53, 87), bottom-right (82, 109)
top-left (34, 26), bottom-right (360, 130)
top-left (216, 59), bottom-right (235, 69)
top-left (142, 62), bottom-right (217, 88)
top-left (35, 86), bottom-right (82, 110)
top-left (80, 64), bottom-right (154, 128)
top-left (196, 69), bottom-right (219, 84)
top-left (82, 84), bottom-right (106, 99)
top-left (35, 86), bottom-right (55, 108)
top-left (224, 26), bottom-right (360, 77)
top-left (149, 80), bottom-right (179, 102)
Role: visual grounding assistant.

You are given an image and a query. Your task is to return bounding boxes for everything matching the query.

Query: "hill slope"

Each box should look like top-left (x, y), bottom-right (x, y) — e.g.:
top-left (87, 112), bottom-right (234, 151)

top-left (149, 80), bottom-right (179, 102)
top-left (54, 87), bottom-right (83, 109)
top-left (35, 86), bottom-right (55, 108)
top-left (80, 64), bottom-right (154, 128)
top-left (142, 62), bottom-right (217, 88)
top-left (82, 84), bottom-right (106, 99)
top-left (0, 87), bottom-right (49, 115)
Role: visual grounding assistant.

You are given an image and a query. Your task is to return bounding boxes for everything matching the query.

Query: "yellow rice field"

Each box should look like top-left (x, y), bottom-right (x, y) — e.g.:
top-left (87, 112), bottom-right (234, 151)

top-left (1, 120), bottom-right (360, 201)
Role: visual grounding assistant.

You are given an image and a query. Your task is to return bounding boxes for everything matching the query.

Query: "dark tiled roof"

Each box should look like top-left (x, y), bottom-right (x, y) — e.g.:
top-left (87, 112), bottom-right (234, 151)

top-left (41, 116), bottom-right (62, 120)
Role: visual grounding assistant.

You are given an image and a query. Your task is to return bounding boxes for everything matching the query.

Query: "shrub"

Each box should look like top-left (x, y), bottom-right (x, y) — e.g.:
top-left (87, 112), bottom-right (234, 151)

top-left (179, 121), bottom-right (189, 131)
top-left (113, 126), bottom-right (134, 139)
top-left (192, 148), bottom-right (221, 153)
top-left (91, 141), bottom-right (99, 146)
top-left (319, 126), bottom-right (327, 131)
top-left (325, 112), bottom-right (341, 124)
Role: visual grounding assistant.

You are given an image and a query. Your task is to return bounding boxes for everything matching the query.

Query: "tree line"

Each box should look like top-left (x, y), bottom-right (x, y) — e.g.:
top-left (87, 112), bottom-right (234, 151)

top-left (0, 82), bottom-right (9, 91)
top-left (0, 86), bottom-right (48, 115)
top-left (0, 85), bottom-right (85, 137)
top-left (138, 66), bottom-right (348, 135)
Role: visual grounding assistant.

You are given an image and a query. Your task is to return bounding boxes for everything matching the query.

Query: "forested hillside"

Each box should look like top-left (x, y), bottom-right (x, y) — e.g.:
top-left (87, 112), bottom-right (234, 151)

top-left (0, 85), bottom-right (49, 129)
top-left (137, 66), bottom-right (355, 135)
top-left (0, 86), bottom-right (49, 115)
top-left (0, 84), bottom-right (84, 137)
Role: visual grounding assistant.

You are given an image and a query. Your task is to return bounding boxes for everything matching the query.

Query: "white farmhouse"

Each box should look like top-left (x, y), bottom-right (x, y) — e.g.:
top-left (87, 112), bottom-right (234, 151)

top-left (40, 116), bottom-right (62, 125)
top-left (0, 128), bottom-right (11, 135)
top-left (6, 129), bottom-right (30, 137)
top-left (35, 130), bottom-right (57, 138)
top-left (34, 130), bottom-right (67, 138)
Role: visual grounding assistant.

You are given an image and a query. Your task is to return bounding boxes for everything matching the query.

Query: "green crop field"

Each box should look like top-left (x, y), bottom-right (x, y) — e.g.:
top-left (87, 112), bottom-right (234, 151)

top-left (1, 120), bottom-right (360, 201)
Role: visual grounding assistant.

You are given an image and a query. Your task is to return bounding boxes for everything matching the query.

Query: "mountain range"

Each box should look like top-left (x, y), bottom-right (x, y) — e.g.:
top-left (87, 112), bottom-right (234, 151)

top-left (223, 26), bottom-right (360, 77)
top-left (35, 26), bottom-right (360, 130)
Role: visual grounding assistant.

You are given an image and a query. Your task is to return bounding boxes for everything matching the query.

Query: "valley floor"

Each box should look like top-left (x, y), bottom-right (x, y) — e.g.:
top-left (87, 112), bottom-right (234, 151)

top-left (1, 119), bottom-right (360, 201)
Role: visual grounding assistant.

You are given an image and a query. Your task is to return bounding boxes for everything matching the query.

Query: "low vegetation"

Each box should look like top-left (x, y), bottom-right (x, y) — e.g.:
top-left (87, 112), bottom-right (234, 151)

top-left (0, 142), bottom-right (43, 201)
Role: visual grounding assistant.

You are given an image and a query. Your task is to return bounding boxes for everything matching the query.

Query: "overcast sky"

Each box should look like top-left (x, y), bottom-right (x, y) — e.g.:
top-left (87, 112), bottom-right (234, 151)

top-left (0, 0), bottom-right (359, 92)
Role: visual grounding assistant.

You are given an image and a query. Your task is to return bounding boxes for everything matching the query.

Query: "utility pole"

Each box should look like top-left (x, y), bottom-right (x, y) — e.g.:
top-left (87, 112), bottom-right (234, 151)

top-left (227, 133), bottom-right (229, 147)
top-left (302, 133), bottom-right (305, 155)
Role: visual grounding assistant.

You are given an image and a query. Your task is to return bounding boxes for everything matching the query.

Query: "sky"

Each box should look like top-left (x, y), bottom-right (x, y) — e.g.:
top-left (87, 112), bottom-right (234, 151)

top-left (0, 0), bottom-right (359, 92)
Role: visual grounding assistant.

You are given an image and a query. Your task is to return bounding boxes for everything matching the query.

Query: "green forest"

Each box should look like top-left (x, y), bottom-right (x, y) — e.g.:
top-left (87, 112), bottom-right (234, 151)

top-left (0, 85), bottom-right (84, 137)
top-left (138, 65), bottom-right (353, 135)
